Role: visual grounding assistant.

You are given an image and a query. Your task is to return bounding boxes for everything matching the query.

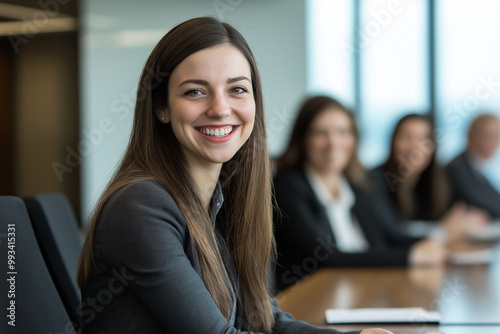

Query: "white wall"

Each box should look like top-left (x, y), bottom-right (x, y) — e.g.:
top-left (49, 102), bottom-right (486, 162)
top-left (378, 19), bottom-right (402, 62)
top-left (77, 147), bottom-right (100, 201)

top-left (80, 0), bottom-right (307, 222)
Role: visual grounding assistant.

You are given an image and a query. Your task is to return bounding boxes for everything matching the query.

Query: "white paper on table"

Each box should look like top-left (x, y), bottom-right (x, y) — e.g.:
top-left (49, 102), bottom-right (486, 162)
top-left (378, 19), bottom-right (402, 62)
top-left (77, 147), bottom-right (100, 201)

top-left (450, 247), bottom-right (496, 265)
top-left (468, 221), bottom-right (500, 242)
top-left (325, 307), bottom-right (441, 324)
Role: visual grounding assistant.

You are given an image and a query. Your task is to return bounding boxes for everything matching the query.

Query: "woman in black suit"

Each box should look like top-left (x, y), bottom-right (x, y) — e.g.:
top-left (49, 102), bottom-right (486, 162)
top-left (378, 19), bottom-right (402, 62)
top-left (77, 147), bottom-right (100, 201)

top-left (370, 114), bottom-right (451, 222)
top-left (273, 96), bottom-right (447, 292)
top-left (369, 114), bottom-right (488, 241)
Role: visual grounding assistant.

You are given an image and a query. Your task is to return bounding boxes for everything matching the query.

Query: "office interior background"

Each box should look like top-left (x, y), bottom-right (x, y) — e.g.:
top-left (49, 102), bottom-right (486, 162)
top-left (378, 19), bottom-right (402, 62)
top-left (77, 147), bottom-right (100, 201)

top-left (1, 0), bottom-right (500, 224)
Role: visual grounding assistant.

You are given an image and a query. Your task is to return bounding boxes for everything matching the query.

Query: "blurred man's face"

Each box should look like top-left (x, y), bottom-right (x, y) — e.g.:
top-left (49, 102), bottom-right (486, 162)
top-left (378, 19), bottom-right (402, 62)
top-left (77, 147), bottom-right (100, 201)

top-left (469, 119), bottom-right (500, 160)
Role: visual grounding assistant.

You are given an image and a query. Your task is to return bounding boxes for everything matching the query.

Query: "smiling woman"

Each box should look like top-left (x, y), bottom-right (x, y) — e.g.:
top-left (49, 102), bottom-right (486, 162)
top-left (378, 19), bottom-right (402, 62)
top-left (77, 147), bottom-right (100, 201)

top-left (273, 96), bottom-right (448, 295)
top-left (76, 17), bottom-right (392, 334)
top-left (163, 44), bottom-right (255, 178)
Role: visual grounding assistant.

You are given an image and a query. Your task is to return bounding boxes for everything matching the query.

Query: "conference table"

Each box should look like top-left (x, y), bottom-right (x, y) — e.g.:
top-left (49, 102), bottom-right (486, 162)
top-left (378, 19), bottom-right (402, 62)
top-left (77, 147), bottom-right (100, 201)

top-left (276, 243), bottom-right (500, 334)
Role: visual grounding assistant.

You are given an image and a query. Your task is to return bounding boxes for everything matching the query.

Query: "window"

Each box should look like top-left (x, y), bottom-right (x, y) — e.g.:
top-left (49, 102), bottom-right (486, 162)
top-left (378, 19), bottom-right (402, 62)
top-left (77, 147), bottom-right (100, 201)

top-left (359, 0), bottom-right (428, 167)
top-left (307, 0), bottom-right (500, 190)
top-left (436, 0), bottom-right (500, 187)
top-left (307, 0), bottom-right (354, 108)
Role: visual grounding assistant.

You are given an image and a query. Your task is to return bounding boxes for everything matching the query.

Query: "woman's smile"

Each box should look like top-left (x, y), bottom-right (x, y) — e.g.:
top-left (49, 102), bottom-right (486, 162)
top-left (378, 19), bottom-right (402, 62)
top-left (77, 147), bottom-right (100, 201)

top-left (195, 125), bottom-right (240, 142)
top-left (164, 44), bottom-right (255, 166)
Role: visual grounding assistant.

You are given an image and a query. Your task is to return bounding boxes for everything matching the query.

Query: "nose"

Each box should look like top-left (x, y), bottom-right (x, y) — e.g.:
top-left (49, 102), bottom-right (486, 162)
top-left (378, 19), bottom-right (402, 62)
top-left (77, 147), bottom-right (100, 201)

top-left (327, 131), bottom-right (342, 148)
top-left (207, 92), bottom-right (231, 118)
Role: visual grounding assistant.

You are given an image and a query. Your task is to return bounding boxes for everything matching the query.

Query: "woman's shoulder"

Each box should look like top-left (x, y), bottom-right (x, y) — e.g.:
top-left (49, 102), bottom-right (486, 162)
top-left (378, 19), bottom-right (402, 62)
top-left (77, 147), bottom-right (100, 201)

top-left (91, 179), bottom-right (195, 283)
top-left (99, 179), bottom-right (186, 232)
top-left (368, 165), bottom-right (385, 179)
top-left (367, 165), bottom-right (391, 190)
top-left (107, 179), bottom-right (176, 208)
top-left (273, 166), bottom-right (319, 206)
top-left (111, 178), bottom-right (170, 199)
top-left (273, 166), bottom-right (307, 188)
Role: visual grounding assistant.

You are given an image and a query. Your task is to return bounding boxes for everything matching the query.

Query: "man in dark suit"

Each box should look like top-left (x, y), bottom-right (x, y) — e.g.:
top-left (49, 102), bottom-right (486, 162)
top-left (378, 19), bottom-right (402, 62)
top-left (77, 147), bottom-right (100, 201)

top-left (446, 114), bottom-right (500, 218)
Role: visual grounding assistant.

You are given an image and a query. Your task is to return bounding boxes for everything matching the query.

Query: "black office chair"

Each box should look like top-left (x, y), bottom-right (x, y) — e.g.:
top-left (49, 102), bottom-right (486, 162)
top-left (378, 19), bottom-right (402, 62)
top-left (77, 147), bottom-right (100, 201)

top-left (0, 196), bottom-right (75, 334)
top-left (24, 192), bottom-right (83, 327)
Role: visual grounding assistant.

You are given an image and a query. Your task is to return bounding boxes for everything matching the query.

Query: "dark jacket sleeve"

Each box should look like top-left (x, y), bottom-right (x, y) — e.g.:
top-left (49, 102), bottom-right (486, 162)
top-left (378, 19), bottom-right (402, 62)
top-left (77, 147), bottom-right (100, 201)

top-left (96, 180), bottom-right (359, 334)
top-left (367, 167), bottom-right (405, 223)
top-left (446, 152), bottom-right (500, 218)
top-left (273, 168), bottom-right (415, 291)
top-left (352, 184), bottom-right (421, 249)
top-left (271, 298), bottom-right (361, 334)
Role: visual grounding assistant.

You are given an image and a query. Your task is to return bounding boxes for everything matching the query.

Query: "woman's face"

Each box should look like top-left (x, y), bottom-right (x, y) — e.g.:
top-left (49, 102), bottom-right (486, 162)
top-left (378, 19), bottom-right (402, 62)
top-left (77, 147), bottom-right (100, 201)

top-left (393, 119), bottom-right (434, 174)
top-left (305, 108), bottom-right (356, 175)
top-left (164, 44), bottom-right (255, 168)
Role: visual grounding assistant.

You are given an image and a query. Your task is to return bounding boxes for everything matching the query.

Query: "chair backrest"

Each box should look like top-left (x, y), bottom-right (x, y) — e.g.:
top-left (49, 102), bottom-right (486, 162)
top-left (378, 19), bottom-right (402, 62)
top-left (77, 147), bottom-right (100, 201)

top-left (24, 192), bottom-right (83, 326)
top-left (0, 196), bottom-right (75, 334)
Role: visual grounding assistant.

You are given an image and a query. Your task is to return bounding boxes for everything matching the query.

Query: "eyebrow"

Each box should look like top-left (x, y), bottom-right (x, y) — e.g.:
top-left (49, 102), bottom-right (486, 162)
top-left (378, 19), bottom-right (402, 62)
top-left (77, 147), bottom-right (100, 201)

top-left (227, 76), bottom-right (251, 84)
top-left (179, 79), bottom-right (209, 87)
top-left (179, 76), bottom-right (251, 87)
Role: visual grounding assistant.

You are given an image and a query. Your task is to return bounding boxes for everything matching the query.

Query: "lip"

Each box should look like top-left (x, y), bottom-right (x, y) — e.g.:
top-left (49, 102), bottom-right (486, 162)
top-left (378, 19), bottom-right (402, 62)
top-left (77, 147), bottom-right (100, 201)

top-left (197, 124), bottom-right (235, 129)
top-left (195, 125), bottom-right (239, 143)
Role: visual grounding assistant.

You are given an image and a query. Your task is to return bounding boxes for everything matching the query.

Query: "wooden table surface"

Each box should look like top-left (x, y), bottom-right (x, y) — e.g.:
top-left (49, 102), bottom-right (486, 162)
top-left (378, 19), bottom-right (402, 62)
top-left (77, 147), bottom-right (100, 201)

top-left (276, 244), bottom-right (500, 333)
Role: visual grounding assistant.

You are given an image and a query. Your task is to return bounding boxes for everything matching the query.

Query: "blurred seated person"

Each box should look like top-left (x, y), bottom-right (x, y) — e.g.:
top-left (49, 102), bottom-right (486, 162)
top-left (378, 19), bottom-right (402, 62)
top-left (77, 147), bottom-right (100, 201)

top-left (272, 96), bottom-right (447, 292)
top-left (446, 113), bottom-right (500, 218)
top-left (370, 114), bottom-right (488, 242)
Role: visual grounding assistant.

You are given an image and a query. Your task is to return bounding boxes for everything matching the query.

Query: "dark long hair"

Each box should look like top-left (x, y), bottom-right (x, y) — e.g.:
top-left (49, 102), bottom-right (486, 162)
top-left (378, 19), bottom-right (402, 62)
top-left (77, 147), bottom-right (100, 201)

top-left (77, 17), bottom-right (274, 332)
top-left (382, 113), bottom-right (450, 220)
top-left (275, 95), bottom-right (366, 185)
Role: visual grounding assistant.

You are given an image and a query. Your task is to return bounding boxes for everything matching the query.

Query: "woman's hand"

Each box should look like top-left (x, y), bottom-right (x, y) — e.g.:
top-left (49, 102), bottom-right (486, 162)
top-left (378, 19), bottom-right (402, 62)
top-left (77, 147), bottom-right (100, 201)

top-left (441, 202), bottom-right (489, 244)
top-left (409, 239), bottom-right (449, 266)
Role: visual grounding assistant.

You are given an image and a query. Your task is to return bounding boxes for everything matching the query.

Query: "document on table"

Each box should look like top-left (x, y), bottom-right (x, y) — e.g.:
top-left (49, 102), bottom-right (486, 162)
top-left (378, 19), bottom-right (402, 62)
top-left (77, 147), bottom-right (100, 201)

top-left (325, 307), bottom-right (441, 324)
top-left (450, 247), bottom-right (496, 265)
top-left (468, 221), bottom-right (500, 242)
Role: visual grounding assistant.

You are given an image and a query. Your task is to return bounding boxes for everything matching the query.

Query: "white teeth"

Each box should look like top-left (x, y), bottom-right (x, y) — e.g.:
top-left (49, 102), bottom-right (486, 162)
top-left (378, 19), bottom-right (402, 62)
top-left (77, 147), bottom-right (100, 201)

top-left (199, 126), bottom-right (233, 137)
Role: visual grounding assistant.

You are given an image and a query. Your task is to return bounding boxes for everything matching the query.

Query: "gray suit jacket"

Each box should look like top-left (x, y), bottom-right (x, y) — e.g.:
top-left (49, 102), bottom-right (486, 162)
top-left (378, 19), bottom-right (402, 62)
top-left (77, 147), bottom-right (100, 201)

top-left (446, 152), bottom-right (500, 218)
top-left (80, 179), bottom-right (361, 333)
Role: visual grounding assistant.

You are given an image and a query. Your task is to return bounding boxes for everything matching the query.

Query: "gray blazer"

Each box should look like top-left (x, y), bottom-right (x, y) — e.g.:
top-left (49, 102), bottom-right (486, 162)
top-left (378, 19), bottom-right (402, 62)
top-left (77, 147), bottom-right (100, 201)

top-left (80, 179), bottom-right (361, 333)
top-left (446, 152), bottom-right (500, 218)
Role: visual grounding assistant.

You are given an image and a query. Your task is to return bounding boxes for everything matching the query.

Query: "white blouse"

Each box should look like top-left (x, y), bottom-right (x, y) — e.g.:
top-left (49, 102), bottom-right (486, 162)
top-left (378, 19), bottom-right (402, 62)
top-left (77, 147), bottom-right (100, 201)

top-left (305, 166), bottom-right (369, 253)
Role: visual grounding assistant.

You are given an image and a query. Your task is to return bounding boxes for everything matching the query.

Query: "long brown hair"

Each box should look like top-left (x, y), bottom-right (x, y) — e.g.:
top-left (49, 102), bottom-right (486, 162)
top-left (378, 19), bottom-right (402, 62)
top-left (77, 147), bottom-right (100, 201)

top-left (382, 113), bottom-right (450, 220)
top-left (275, 95), bottom-right (366, 185)
top-left (77, 17), bottom-right (274, 332)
